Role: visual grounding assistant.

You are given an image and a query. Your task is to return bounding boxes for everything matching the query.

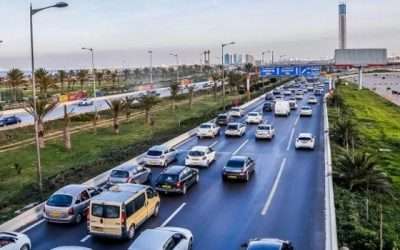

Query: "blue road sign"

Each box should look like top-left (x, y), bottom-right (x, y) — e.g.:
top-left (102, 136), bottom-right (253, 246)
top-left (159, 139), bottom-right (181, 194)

top-left (259, 65), bottom-right (321, 77)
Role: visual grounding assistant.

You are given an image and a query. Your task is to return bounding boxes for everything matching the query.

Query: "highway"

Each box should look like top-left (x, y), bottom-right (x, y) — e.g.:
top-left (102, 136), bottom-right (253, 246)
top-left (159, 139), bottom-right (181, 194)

top-left (22, 85), bottom-right (326, 250)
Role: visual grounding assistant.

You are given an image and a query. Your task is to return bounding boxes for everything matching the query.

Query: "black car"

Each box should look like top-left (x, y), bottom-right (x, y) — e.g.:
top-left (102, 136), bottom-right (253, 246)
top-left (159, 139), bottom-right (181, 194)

top-left (265, 93), bottom-right (274, 101)
top-left (272, 89), bottom-right (281, 95)
top-left (263, 102), bottom-right (274, 112)
top-left (222, 156), bottom-right (255, 182)
top-left (216, 113), bottom-right (232, 126)
top-left (155, 165), bottom-right (199, 195)
top-left (241, 238), bottom-right (294, 250)
top-left (0, 115), bottom-right (21, 127)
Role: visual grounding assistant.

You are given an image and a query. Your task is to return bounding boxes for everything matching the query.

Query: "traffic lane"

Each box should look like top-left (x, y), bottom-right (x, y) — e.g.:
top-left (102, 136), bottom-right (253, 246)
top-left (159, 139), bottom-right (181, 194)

top-left (247, 97), bottom-right (325, 250)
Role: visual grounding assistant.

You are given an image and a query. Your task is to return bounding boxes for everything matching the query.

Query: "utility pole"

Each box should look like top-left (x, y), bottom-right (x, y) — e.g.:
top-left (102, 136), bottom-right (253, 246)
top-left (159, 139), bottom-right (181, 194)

top-left (221, 42), bottom-right (235, 110)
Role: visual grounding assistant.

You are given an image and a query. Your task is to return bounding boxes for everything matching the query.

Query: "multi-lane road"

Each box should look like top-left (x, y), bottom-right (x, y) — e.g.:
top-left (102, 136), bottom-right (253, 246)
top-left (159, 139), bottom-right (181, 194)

top-left (20, 84), bottom-right (326, 250)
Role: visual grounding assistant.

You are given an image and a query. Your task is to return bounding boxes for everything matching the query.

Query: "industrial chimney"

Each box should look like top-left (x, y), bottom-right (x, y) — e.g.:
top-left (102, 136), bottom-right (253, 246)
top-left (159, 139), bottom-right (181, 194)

top-left (338, 2), bottom-right (347, 49)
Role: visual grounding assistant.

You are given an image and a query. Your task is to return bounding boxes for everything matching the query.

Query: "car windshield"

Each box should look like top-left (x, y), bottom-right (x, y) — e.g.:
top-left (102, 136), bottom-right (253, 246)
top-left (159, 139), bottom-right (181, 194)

top-left (299, 136), bottom-right (312, 141)
top-left (200, 124), bottom-right (211, 129)
top-left (226, 159), bottom-right (245, 168)
top-left (302, 107), bottom-right (311, 110)
top-left (247, 242), bottom-right (282, 250)
top-left (189, 150), bottom-right (205, 157)
top-left (91, 204), bottom-right (120, 218)
top-left (157, 174), bottom-right (179, 183)
top-left (147, 150), bottom-right (163, 156)
top-left (248, 113), bottom-right (258, 116)
top-left (231, 108), bottom-right (240, 111)
top-left (47, 194), bottom-right (73, 207)
top-left (258, 125), bottom-right (271, 130)
top-left (227, 124), bottom-right (238, 130)
top-left (110, 170), bottom-right (129, 178)
top-left (217, 115), bottom-right (227, 119)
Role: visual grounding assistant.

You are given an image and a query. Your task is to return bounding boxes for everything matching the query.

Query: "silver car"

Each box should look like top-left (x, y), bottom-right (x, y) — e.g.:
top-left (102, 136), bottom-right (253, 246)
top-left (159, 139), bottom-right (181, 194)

top-left (108, 164), bottom-right (152, 185)
top-left (43, 184), bottom-right (101, 224)
top-left (144, 145), bottom-right (177, 167)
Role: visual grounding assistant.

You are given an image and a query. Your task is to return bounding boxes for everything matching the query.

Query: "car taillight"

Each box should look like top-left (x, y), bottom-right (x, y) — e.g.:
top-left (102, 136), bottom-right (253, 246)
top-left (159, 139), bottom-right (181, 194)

top-left (68, 207), bottom-right (74, 215)
top-left (127, 177), bottom-right (132, 183)
top-left (176, 182), bottom-right (181, 188)
top-left (121, 211), bottom-right (127, 225)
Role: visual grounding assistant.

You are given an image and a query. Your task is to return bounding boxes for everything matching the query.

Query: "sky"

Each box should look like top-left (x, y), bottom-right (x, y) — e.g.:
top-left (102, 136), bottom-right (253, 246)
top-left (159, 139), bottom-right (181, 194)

top-left (0, 0), bottom-right (400, 70)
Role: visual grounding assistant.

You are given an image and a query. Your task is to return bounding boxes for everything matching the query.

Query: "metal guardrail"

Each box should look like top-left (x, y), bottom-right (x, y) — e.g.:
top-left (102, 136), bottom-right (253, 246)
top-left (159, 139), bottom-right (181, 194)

top-left (323, 93), bottom-right (339, 250)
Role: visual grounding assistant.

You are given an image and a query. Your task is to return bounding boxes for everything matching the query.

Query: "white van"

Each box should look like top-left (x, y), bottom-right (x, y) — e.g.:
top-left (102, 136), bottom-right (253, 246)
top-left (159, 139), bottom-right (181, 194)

top-left (274, 100), bottom-right (290, 116)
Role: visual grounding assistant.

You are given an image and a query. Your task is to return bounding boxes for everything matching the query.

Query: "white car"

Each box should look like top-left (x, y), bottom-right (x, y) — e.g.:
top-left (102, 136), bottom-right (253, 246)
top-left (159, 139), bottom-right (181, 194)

top-left (295, 93), bottom-right (303, 100)
top-left (128, 227), bottom-right (193, 250)
top-left (295, 133), bottom-right (315, 149)
top-left (0, 232), bottom-right (31, 250)
top-left (246, 112), bottom-right (263, 124)
top-left (300, 106), bottom-right (313, 117)
top-left (77, 98), bottom-right (94, 107)
top-left (197, 122), bottom-right (220, 138)
top-left (229, 107), bottom-right (244, 117)
top-left (283, 90), bottom-right (291, 96)
top-left (225, 123), bottom-right (246, 137)
top-left (144, 145), bottom-right (177, 167)
top-left (185, 146), bottom-right (216, 167)
top-left (308, 96), bottom-right (318, 104)
top-left (255, 124), bottom-right (275, 140)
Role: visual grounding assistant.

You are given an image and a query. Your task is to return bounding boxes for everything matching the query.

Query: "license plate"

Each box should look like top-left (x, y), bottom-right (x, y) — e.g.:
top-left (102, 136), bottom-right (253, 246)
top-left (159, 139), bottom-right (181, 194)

top-left (50, 211), bottom-right (62, 218)
top-left (162, 185), bottom-right (171, 189)
top-left (228, 175), bottom-right (237, 179)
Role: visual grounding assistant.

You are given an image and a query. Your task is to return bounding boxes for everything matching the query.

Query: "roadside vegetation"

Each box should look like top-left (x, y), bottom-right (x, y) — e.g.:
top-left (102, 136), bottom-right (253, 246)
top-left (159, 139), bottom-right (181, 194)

top-left (328, 82), bottom-right (400, 250)
top-left (0, 73), bottom-right (286, 223)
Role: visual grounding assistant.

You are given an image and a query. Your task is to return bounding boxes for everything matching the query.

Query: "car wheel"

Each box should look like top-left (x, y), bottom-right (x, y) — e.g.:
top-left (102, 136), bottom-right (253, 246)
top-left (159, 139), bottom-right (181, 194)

top-left (128, 225), bottom-right (135, 240)
top-left (20, 244), bottom-right (30, 250)
top-left (153, 203), bottom-right (160, 217)
top-left (195, 174), bottom-right (199, 183)
top-left (182, 184), bottom-right (187, 195)
top-left (188, 238), bottom-right (193, 250)
top-left (163, 160), bottom-right (167, 168)
top-left (75, 213), bottom-right (82, 224)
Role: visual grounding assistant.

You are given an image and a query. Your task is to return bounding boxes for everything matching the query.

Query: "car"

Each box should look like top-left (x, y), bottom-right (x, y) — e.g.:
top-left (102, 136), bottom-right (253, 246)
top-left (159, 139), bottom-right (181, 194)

top-left (265, 93), bottom-right (274, 101)
top-left (314, 88), bottom-right (324, 96)
top-left (295, 133), bottom-right (315, 150)
top-left (216, 113), bottom-right (232, 126)
top-left (0, 232), bottom-right (31, 250)
top-left (50, 247), bottom-right (92, 250)
top-left (185, 146), bottom-right (216, 167)
top-left (295, 93), bottom-right (303, 100)
top-left (77, 98), bottom-right (94, 106)
top-left (222, 156), bottom-right (255, 182)
top-left (274, 100), bottom-right (290, 116)
top-left (283, 90), bottom-right (291, 96)
top-left (144, 145), bottom-right (177, 167)
top-left (272, 89), bottom-right (281, 95)
top-left (229, 107), bottom-right (244, 117)
top-left (307, 86), bottom-right (314, 92)
top-left (246, 112), bottom-right (263, 124)
top-left (263, 102), bottom-right (274, 112)
top-left (255, 123), bottom-right (275, 140)
top-left (155, 165), bottom-right (199, 194)
top-left (128, 227), bottom-right (193, 250)
top-left (89, 184), bottom-right (160, 239)
top-left (300, 106), bottom-right (313, 117)
top-left (108, 164), bottom-right (152, 185)
top-left (225, 122), bottom-right (246, 137)
top-left (288, 100), bottom-right (297, 110)
top-left (197, 122), bottom-right (220, 138)
top-left (307, 96), bottom-right (318, 104)
top-left (44, 184), bottom-right (101, 224)
top-left (274, 95), bottom-right (283, 101)
top-left (241, 238), bottom-right (294, 250)
top-left (0, 115), bottom-right (21, 127)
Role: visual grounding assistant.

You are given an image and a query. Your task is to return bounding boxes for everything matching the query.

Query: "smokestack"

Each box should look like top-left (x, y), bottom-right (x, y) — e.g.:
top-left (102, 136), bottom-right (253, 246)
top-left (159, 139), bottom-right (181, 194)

top-left (338, 2), bottom-right (347, 49)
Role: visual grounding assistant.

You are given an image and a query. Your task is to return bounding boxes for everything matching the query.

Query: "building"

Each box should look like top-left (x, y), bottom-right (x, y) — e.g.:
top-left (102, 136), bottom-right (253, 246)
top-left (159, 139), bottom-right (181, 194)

top-left (244, 54), bottom-right (255, 64)
top-left (224, 53), bottom-right (230, 65)
top-left (338, 2), bottom-right (347, 49)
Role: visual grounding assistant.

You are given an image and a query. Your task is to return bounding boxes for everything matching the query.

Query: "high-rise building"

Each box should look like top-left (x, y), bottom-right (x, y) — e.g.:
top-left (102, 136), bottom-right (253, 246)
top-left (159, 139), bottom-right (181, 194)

top-left (233, 54), bottom-right (238, 65)
top-left (237, 54), bottom-right (243, 65)
top-left (338, 2), bottom-right (347, 49)
top-left (224, 53), bottom-right (230, 65)
top-left (244, 54), bottom-right (255, 64)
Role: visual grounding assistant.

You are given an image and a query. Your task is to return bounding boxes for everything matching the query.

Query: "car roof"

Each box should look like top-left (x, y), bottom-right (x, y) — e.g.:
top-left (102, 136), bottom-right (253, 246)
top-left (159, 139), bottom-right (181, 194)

top-left (91, 184), bottom-right (146, 203)
top-left (301, 106), bottom-right (311, 109)
top-left (163, 165), bottom-right (186, 175)
top-left (112, 164), bottom-right (139, 172)
top-left (200, 122), bottom-right (214, 126)
top-left (227, 122), bottom-right (241, 126)
top-left (258, 123), bottom-right (272, 127)
top-left (298, 133), bottom-right (313, 138)
top-left (230, 155), bottom-right (248, 161)
top-left (190, 146), bottom-right (209, 152)
top-left (128, 228), bottom-right (174, 250)
top-left (248, 238), bottom-right (287, 249)
top-left (54, 184), bottom-right (89, 196)
top-left (231, 107), bottom-right (241, 110)
top-left (248, 111), bottom-right (259, 114)
top-left (149, 145), bottom-right (168, 151)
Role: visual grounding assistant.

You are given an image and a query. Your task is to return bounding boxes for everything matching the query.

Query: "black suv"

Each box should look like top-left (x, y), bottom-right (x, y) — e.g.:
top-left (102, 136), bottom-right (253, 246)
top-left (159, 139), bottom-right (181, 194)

top-left (155, 165), bottom-right (199, 195)
top-left (263, 102), bottom-right (274, 112)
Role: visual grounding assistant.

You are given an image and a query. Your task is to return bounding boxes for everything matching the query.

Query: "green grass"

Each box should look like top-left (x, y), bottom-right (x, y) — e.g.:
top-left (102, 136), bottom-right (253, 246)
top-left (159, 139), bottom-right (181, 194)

top-left (329, 84), bottom-right (400, 249)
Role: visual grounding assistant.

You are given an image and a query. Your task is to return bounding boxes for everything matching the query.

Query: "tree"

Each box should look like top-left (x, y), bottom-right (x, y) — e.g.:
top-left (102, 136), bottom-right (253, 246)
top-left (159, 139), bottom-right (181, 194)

top-left (169, 82), bottom-right (179, 111)
top-left (25, 97), bottom-right (58, 148)
top-left (95, 71), bottom-right (104, 87)
top-left (35, 68), bottom-right (56, 97)
top-left (6, 68), bottom-right (25, 102)
top-left (332, 116), bottom-right (359, 152)
top-left (211, 72), bottom-right (220, 101)
top-left (57, 70), bottom-right (67, 94)
top-left (227, 71), bottom-right (241, 94)
top-left (187, 85), bottom-right (195, 109)
top-left (106, 99), bottom-right (127, 134)
top-left (139, 95), bottom-right (159, 125)
top-left (63, 104), bottom-right (71, 150)
top-left (77, 69), bottom-right (88, 91)
top-left (123, 69), bottom-right (130, 81)
top-left (111, 70), bottom-right (118, 88)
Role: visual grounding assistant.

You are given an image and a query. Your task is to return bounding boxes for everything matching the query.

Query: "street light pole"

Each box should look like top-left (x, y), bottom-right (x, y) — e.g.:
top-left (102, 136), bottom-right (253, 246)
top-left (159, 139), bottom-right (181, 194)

top-left (81, 47), bottom-right (97, 130)
top-left (268, 50), bottom-right (274, 65)
top-left (221, 41), bottom-right (235, 110)
top-left (148, 50), bottom-right (153, 85)
top-left (261, 51), bottom-right (266, 65)
top-left (170, 53), bottom-right (179, 84)
top-left (30, 1), bottom-right (68, 194)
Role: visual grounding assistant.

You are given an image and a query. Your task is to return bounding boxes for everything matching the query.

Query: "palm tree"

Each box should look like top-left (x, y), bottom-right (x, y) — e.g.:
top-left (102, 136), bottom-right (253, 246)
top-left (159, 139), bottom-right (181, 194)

top-left (6, 68), bottom-right (25, 102)
top-left (35, 68), bottom-right (56, 97)
top-left (123, 69), bottom-right (130, 81)
top-left (187, 85), bottom-right (195, 109)
top-left (106, 99), bottom-right (127, 134)
top-left (63, 104), bottom-right (71, 150)
top-left (139, 95), bottom-right (159, 125)
top-left (77, 69), bottom-right (88, 91)
top-left (57, 70), bottom-right (67, 94)
top-left (95, 71), bottom-right (104, 87)
top-left (111, 70), bottom-right (118, 88)
top-left (332, 117), bottom-right (359, 152)
top-left (25, 97), bottom-right (58, 148)
top-left (211, 72), bottom-right (220, 101)
top-left (169, 82), bottom-right (179, 111)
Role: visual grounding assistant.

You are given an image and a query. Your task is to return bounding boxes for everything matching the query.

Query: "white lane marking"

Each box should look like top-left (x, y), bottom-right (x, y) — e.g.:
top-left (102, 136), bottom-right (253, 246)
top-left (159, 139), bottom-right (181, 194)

top-left (209, 140), bottom-right (219, 148)
top-left (286, 128), bottom-right (295, 151)
top-left (161, 203), bottom-right (186, 227)
top-left (80, 234), bottom-right (92, 243)
top-left (20, 219), bottom-right (45, 233)
top-left (294, 115), bottom-right (300, 126)
top-left (261, 157), bottom-right (287, 216)
top-left (232, 139), bottom-right (249, 155)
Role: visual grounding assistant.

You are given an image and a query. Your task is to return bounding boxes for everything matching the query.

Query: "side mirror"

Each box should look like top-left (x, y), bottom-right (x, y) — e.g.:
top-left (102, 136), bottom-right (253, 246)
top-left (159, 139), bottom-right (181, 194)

top-left (240, 243), bottom-right (248, 249)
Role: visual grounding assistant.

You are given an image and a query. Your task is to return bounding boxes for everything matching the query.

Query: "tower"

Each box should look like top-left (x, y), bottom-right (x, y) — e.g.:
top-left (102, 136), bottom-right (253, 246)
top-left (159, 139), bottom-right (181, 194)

top-left (338, 2), bottom-right (347, 49)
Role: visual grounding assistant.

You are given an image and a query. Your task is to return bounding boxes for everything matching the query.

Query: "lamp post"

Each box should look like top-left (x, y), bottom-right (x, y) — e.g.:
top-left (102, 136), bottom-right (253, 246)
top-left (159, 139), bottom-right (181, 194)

top-left (261, 51), bottom-right (267, 65)
top-left (148, 50), bottom-right (153, 85)
top-left (169, 53), bottom-right (179, 84)
top-left (221, 41), bottom-right (235, 110)
top-left (267, 50), bottom-right (274, 65)
top-left (30, 1), bottom-right (68, 193)
top-left (81, 47), bottom-right (97, 129)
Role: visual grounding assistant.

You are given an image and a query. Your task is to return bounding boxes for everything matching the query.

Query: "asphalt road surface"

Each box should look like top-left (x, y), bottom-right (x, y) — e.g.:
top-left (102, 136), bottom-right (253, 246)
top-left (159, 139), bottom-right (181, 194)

top-left (22, 87), bottom-right (326, 250)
